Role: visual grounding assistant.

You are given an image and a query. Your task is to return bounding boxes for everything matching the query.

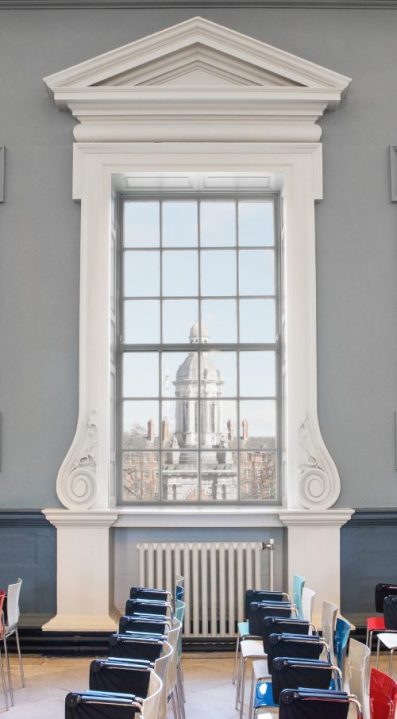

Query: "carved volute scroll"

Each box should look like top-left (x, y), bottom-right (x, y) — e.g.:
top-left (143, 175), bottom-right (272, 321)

top-left (298, 416), bottom-right (341, 509)
top-left (56, 411), bottom-right (98, 510)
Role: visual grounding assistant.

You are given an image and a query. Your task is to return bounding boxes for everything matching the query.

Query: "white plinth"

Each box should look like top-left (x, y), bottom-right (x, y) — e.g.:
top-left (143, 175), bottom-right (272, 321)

top-left (279, 509), bottom-right (354, 626)
top-left (42, 509), bottom-right (119, 632)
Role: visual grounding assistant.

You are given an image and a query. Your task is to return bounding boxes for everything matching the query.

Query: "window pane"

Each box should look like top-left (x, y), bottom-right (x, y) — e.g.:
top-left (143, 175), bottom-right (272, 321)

top-left (200, 400), bottom-right (237, 448)
top-left (123, 353), bottom-right (158, 397)
top-left (124, 202), bottom-right (160, 247)
top-left (201, 351), bottom-right (236, 397)
top-left (239, 399), bottom-right (276, 444)
top-left (240, 351), bottom-right (276, 397)
top-left (162, 351), bottom-right (199, 397)
top-left (162, 201), bottom-right (198, 247)
top-left (201, 299), bottom-right (237, 342)
top-left (162, 399), bottom-right (198, 449)
top-left (162, 250), bottom-right (198, 297)
top-left (239, 299), bottom-right (276, 343)
top-left (240, 451), bottom-right (277, 501)
top-left (238, 201), bottom-right (274, 246)
top-left (239, 250), bottom-right (275, 296)
top-left (124, 300), bottom-right (160, 344)
top-left (200, 452), bottom-right (238, 501)
top-left (201, 250), bottom-right (236, 296)
top-left (200, 201), bottom-right (236, 246)
top-left (162, 300), bottom-right (198, 344)
top-left (124, 251), bottom-right (160, 297)
top-left (123, 400), bottom-right (159, 449)
top-left (122, 451), bottom-right (160, 501)
top-left (161, 460), bottom-right (199, 502)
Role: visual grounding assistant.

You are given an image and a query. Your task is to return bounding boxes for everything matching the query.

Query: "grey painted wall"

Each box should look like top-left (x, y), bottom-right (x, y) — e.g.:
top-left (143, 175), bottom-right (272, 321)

top-left (0, 7), bottom-right (396, 508)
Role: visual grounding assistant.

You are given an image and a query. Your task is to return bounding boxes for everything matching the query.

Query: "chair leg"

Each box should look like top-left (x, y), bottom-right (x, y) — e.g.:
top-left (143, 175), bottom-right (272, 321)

top-left (2, 636), bottom-right (13, 707)
top-left (15, 628), bottom-right (25, 687)
top-left (390, 649), bottom-right (394, 675)
top-left (177, 662), bottom-right (185, 703)
top-left (170, 690), bottom-right (180, 719)
top-left (233, 634), bottom-right (240, 684)
top-left (0, 651), bottom-right (8, 711)
top-left (248, 668), bottom-right (255, 719)
top-left (366, 627), bottom-right (369, 646)
top-left (175, 675), bottom-right (185, 719)
top-left (376, 637), bottom-right (380, 668)
top-left (235, 654), bottom-right (242, 709)
top-left (239, 658), bottom-right (247, 719)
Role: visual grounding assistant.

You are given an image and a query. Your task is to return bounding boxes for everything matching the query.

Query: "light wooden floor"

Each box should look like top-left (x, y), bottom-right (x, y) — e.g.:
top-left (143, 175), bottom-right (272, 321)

top-left (1, 651), bottom-right (395, 718)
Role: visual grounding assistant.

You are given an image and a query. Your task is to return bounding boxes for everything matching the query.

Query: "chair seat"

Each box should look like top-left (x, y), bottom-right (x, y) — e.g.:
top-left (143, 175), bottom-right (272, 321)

top-left (241, 640), bottom-right (266, 660)
top-left (377, 632), bottom-right (397, 650)
top-left (254, 680), bottom-right (277, 709)
top-left (367, 616), bottom-right (385, 631)
top-left (238, 621), bottom-right (261, 641)
top-left (252, 659), bottom-right (270, 680)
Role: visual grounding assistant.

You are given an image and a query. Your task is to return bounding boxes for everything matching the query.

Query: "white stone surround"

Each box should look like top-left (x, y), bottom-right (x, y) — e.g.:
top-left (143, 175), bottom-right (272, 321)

top-left (42, 17), bottom-right (353, 631)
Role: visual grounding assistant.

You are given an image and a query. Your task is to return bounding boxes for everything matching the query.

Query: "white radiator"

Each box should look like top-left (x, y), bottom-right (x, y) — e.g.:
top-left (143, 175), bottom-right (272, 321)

top-left (137, 540), bottom-right (275, 639)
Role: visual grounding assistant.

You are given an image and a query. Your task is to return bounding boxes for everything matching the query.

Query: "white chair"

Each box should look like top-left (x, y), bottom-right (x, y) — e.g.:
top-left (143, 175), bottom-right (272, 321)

top-left (321, 600), bottom-right (338, 664)
top-left (301, 588), bottom-right (316, 624)
top-left (347, 638), bottom-right (370, 719)
top-left (142, 670), bottom-right (163, 719)
top-left (167, 617), bottom-right (184, 719)
top-left (4, 579), bottom-right (24, 692)
top-left (154, 640), bottom-right (173, 719)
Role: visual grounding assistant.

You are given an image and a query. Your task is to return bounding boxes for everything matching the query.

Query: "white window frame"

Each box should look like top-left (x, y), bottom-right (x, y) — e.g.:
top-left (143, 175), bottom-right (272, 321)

top-left (41, 19), bottom-right (354, 632)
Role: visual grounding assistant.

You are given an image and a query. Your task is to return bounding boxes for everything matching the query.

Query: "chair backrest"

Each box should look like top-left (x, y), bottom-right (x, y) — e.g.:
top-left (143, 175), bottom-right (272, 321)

top-left (272, 657), bottom-right (334, 704)
top-left (267, 633), bottom-right (323, 672)
top-left (348, 638), bottom-right (370, 718)
top-left (375, 584), bottom-right (397, 613)
top-left (370, 668), bottom-right (397, 719)
top-left (248, 601), bottom-right (293, 636)
top-left (292, 575), bottom-right (305, 619)
top-left (262, 617), bottom-right (310, 653)
top-left (175, 599), bottom-right (185, 659)
top-left (334, 616), bottom-right (351, 675)
top-left (130, 587), bottom-right (172, 602)
top-left (301, 588), bottom-right (316, 624)
top-left (383, 595), bottom-right (397, 630)
top-left (166, 618), bottom-right (182, 697)
top-left (279, 688), bottom-right (360, 719)
top-left (7, 578), bottom-right (22, 629)
top-left (142, 671), bottom-right (163, 719)
top-left (321, 601), bottom-right (338, 665)
top-left (245, 590), bottom-right (288, 618)
top-left (175, 574), bottom-right (185, 602)
top-left (154, 641), bottom-right (173, 719)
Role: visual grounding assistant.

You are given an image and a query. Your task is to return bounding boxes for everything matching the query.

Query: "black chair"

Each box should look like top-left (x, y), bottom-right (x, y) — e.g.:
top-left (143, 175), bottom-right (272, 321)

top-left (278, 688), bottom-right (363, 719)
top-left (375, 584), bottom-right (397, 613)
top-left (119, 615), bottom-right (169, 635)
top-left (263, 617), bottom-right (312, 653)
top-left (89, 658), bottom-right (152, 697)
top-left (130, 586), bottom-right (171, 602)
top-left (271, 657), bottom-right (342, 704)
top-left (248, 602), bottom-right (293, 636)
top-left (245, 590), bottom-right (288, 619)
top-left (125, 599), bottom-right (172, 617)
top-left (109, 633), bottom-right (165, 662)
top-left (267, 632), bottom-right (327, 672)
top-left (65, 691), bottom-right (142, 719)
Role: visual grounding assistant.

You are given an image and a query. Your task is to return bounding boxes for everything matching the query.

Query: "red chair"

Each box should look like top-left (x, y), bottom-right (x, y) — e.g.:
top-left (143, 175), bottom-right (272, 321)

top-left (370, 668), bottom-right (397, 719)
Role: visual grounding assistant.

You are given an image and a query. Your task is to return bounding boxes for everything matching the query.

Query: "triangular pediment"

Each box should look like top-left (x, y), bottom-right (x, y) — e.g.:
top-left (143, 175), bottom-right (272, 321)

top-left (44, 17), bottom-right (350, 93)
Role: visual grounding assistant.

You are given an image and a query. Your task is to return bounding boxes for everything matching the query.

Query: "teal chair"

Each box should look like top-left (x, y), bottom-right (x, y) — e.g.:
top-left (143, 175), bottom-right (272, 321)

top-left (334, 616), bottom-right (351, 684)
top-left (292, 574), bottom-right (305, 620)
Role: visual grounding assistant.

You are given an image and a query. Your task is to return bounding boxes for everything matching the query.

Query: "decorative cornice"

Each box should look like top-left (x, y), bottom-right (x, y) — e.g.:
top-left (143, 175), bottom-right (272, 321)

top-left (344, 508), bottom-right (397, 526)
top-left (279, 509), bottom-right (354, 527)
top-left (3, 0), bottom-right (397, 7)
top-left (43, 509), bottom-right (118, 527)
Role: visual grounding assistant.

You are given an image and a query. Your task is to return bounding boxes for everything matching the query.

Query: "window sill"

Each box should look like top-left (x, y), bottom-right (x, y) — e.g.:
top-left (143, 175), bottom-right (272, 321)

top-left (114, 505), bottom-right (284, 527)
